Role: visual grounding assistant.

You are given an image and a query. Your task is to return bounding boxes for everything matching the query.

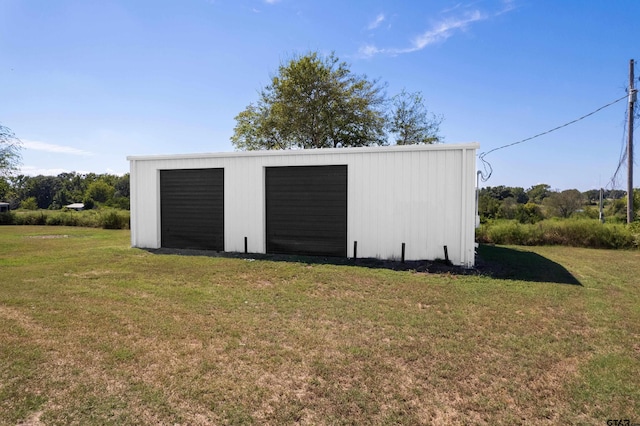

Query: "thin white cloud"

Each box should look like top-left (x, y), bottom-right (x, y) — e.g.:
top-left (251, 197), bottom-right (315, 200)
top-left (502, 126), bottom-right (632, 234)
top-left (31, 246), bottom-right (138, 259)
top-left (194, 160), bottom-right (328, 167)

top-left (411, 10), bottom-right (485, 51)
top-left (497, 0), bottom-right (516, 15)
top-left (264, 0), bottom-right (280, 4)
top-left (105, 168), bottom-right (126, 176)
top-left (441, 1), bottom-right (483, 14)
top-left (359, 44), bottom-right (383, 58)
top-left (19, 167), bottom-right (124, 177)
top-left (358, 2), bottom-right (515, 58)
top-left (22, 139), bottom-right (93, 156)
top-left (367, 13), bottom-right (386, 30)
top-left (19, 166), bottom-right (73, 176)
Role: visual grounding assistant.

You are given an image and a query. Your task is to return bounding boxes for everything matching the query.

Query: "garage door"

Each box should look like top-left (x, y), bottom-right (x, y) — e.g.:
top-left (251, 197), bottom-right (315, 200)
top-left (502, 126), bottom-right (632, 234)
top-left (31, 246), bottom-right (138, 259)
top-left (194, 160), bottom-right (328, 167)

top-left (266, 165), bottom-right (347, 257)
top-left (160, 168), bottom-right (224, 250)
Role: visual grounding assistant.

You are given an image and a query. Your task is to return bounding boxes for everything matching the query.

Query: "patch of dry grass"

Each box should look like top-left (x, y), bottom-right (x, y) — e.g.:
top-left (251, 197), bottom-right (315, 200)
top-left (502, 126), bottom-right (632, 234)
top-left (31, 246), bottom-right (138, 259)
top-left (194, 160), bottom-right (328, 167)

top-left (0, 226), bottom-right (638, 424)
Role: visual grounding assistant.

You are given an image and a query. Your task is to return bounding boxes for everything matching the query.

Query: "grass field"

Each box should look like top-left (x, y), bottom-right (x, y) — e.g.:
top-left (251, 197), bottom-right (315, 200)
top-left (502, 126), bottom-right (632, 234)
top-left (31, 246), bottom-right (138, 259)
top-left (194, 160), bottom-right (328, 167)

top-left (1, 226), bottom-right (638, 425)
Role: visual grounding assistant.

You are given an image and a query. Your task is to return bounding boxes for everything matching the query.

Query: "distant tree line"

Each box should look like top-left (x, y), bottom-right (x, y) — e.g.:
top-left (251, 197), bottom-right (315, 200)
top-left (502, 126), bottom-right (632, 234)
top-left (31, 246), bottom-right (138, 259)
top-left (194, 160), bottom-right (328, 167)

top-left (0, 172), bottom-right (129, 210)
top-left (479, 184), bottom-right (639, 223)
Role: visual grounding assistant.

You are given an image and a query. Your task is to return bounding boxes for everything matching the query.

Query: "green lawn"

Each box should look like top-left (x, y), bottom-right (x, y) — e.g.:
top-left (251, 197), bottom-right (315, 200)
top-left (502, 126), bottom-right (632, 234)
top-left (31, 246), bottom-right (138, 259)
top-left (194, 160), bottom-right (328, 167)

top-left (0, 226), bottom-right (638, 425)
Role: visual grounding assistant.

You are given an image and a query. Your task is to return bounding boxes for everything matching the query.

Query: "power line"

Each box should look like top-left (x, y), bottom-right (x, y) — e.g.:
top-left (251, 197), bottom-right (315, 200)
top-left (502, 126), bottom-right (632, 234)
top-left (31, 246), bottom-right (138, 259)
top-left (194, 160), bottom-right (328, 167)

top-left (607, 80), bottom-right (640, 190)
top-left (478, 93), bottom-right (629, 182)
top-left (606, 103), bottom-right (629, 190)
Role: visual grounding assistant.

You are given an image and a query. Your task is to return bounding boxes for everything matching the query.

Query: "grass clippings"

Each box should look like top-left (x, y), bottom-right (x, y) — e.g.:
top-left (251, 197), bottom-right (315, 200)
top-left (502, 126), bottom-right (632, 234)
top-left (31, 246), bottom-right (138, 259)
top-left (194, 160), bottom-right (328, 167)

top-left (0, 226), bottom-right (638, 425)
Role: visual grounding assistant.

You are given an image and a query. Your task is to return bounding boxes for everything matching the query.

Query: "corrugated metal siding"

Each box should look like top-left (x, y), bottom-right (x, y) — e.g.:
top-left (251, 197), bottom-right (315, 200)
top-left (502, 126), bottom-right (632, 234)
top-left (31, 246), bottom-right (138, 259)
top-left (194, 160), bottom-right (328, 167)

top-left (354, 148), bottom-right (463, 262)
top-left (128, 144), bottom-right (478, 266)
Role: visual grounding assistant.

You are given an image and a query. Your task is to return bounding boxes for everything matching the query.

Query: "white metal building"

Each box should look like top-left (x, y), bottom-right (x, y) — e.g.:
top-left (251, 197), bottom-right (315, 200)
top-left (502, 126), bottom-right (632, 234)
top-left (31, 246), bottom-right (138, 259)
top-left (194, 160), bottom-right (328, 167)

top-left (128, 143), bottom-right (479, 267)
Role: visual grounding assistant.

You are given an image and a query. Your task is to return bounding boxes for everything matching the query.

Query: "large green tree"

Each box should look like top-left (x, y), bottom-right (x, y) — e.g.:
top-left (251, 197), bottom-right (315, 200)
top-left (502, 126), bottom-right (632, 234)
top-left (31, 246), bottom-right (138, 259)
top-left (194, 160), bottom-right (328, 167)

top-left (0, 124), bottom-right (22, 177)
top-left (543, 189), bottom-right (585, 218)
top-left (388, 89), bottom-right (442, 145)
top-left (232, 52), bottom-right (387, 150)
top-left (85, 180), bottom-right (115, 204)
top-left (526, 184), bottom-right (551, 204)
top-left (24, 175), bottom-right (61, 209)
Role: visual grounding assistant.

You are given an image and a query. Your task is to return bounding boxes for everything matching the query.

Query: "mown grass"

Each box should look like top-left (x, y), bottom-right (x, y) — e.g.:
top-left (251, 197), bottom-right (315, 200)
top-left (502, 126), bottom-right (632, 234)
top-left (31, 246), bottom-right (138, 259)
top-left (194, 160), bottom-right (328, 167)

top-left (0, 226), bottom-right (639, 425)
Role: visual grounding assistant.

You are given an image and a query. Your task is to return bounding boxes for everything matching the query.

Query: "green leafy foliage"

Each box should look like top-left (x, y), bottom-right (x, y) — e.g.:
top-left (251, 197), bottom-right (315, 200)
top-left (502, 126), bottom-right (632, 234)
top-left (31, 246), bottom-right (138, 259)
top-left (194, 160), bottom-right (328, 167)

top-left (477, 219), bottom-right (635, 248)
top-left (0, 124), bottom-right (22, 177)
top-left (24, 175), bottom-right (60, 208)
top-left (526, 184), bottom-right (551, 204)
top-left (479, 185), bottom-right (635, 224)
top-left (0, 211), bottom-right (14, 225)
top-left (232, 51), bottom-right (439, 150)
top-left (543, 189), bottom-right (584, 218)
top-left (7, 209), bottom-right (129, 229)
top-left (388, 89), bottom-right (442, 144)
top-left (479, 185), bottom-right (640, 248)
top-left (86, 180), bottom-right (115, 204)
top-left (514, 202), bottom-right (544, 224)
top-left (98, 209), bottom-right (129, 229)
top-left (20, 197), bottom-right (38, 210)
top-left (16, 211), bottom-right (47, 225)
top-left (83, 197), bottom-right (95, 210)
top-left (1, 172), bottom-right (129, 211)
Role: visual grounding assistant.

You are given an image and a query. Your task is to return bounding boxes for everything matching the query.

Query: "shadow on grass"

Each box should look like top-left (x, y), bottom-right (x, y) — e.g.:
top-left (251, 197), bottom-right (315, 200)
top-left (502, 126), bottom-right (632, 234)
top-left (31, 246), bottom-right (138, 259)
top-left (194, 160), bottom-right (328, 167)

top-left (476, 244), bottom-right (582, 285)
top-left (145, 245), bottom-right (582, 285)
top-left (145, 248), bottom-right (466, 274)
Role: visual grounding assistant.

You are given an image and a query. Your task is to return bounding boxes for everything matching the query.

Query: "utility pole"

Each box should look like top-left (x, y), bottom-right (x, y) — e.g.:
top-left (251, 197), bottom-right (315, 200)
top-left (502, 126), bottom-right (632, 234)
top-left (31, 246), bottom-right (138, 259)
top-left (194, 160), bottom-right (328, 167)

top-left (627, 59), bottom-right (636, 224)
top-left (599, 188), bottom-right (604, 223)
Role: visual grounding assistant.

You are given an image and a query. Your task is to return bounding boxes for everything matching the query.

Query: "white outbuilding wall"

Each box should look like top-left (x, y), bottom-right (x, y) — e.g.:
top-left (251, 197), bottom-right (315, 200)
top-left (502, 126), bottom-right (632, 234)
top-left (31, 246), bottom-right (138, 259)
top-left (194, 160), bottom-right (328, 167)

top-left (128, 143), bottom-right (479, 267)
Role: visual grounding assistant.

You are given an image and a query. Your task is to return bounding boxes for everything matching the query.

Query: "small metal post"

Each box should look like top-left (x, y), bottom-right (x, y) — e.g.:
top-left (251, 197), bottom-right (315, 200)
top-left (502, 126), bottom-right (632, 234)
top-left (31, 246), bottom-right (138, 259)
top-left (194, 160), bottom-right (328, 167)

top-left (244, 237), bottom-right (248, 254)
top-left (401, 243), bottom-right (405, 263)
top-left (353, 241), bottom-right (357, 259)
top-left (444, 245), bottom-right (449, 263)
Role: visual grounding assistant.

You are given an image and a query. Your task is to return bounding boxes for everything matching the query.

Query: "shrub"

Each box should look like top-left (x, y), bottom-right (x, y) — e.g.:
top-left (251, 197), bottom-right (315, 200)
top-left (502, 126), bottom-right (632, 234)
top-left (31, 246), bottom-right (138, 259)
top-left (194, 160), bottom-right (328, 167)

top-left (45, 213), bottom-right (64, 226)
top-left (628, 222), bottom-right (640, 248)
top-left (83, 197), bottom-right (95, 210)
top-left (0, 212), bottom-right (14, 225)
top-left (514, 202), bottom-right (544, 224)
top-left (573, 206), bottom-right (599, 220)
top-left (15, 212), bottom-right (47, 225)
top-left (98, 209), bottom-right (129, 229)
top-left (5, 208), bottom-right (129, 229)
top-left (76, 210), bottom-right (100, 228)
top-left (21, 197), bottom-right (38, 210)
top-left (107, 196), bottom-right (130, 210)
top-left (45, 212), bottom-right (80, 227)
top-left (477, 219), bottom-right (635, 249)
top-left (481, 221), bottom-right (544, 246)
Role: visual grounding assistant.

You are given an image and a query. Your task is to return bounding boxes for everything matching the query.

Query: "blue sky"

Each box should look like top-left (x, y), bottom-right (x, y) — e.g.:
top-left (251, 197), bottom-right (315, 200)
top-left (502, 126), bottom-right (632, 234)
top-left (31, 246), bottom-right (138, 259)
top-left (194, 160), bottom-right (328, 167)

top-left (0, 0), bottom-right (637, 191)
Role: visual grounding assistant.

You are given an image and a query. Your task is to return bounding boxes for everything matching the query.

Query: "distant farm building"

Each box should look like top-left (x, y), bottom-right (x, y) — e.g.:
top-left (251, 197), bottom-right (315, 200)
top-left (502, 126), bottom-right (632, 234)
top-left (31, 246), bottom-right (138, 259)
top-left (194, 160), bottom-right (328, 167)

top-left (128, 143), bottom-right (479, 267)
top-left (65, 203), bottom-right (85, 211)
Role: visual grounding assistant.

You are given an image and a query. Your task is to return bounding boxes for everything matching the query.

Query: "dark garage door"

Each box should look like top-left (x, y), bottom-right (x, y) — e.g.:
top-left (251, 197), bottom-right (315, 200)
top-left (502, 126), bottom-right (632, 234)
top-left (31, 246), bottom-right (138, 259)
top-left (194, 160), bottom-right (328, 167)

top-left (160, 168), bottom-right (224, 250)
top-left (266, 165), bottom-right (347, 257)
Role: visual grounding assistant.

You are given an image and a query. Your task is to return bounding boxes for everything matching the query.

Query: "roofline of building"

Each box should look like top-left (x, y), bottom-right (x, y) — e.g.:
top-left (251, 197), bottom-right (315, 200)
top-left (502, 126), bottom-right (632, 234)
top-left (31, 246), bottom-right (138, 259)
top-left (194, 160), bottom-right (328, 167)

top-left (127, 142), bottom-right (480, 162)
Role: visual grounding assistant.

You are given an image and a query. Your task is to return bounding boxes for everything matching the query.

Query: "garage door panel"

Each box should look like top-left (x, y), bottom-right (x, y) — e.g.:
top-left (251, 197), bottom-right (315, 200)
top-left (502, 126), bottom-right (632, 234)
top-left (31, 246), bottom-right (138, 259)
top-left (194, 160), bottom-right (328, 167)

top-left (266, 165), bottom-right (347, 257)
top-left (268, 220), bottom-right (345, 231)
top-left (268, 237), bottom-right (344, 256)
top-left (160, 168), bottom-right (224, 251)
